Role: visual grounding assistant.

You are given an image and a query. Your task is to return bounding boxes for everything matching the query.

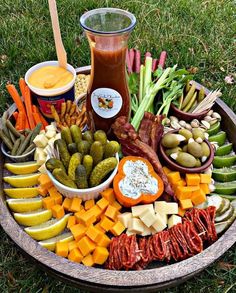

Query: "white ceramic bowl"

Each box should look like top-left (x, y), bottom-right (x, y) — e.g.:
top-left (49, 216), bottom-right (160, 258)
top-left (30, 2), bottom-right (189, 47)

top-left (25, 61), bottom-right (76, 96)
top-left (1, 142), bottom-right (36, 163)
top-left (46, 153), bottom-right (119, 200)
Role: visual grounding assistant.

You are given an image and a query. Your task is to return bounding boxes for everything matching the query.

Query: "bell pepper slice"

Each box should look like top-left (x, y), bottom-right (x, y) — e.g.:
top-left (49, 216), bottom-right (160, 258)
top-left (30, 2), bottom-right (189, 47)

top-left (113, 156), bottom-right (164, 207)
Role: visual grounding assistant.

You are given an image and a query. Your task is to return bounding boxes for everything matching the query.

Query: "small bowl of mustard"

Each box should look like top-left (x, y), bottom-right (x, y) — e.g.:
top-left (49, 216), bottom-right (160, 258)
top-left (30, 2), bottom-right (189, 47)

top-left (25, 61), bottom-right (76, 119)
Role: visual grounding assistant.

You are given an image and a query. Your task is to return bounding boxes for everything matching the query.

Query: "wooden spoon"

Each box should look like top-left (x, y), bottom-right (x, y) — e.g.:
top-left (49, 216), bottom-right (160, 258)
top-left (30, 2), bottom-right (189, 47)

top-left (48, 0), bottom-right (67, 69)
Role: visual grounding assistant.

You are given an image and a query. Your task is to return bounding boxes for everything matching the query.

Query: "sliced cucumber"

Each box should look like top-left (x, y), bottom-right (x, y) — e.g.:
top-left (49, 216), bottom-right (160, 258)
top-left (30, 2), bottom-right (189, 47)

top-left (215, 206), bottom-right (236, 234)
top-left (207, 195), bottom-right (224, 214)
top-left (215, 205), bottom-right (234, 222)
top-left (216, 198), bottom-right (231, 216)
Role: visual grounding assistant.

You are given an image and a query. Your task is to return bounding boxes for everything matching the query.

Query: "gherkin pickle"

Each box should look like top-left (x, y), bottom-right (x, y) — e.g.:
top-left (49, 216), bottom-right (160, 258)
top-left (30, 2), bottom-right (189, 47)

top-left (75, 165), bottom-right (88, 189)
top-left (104, 141), bottom-right (120, 158)
top-left (82, 130), bottom-right (94, 144)
top-left (83, 155), bottom-right (93, 178)
top-left (77, 140), bottom-right (91, 156)
top-left (68, 143), bottom-right (78, 155)
top-left (90, 141), bottom-right (104, 166)
top-left (70, 125), bottom-right (82, 143)
top-left (61, 127), bottom-right (73, 145)
top-left (57, 139), bottom-right (71, 169)
top-left (46, 158), bottom-right (66, 173)
top-left (52, 168), bottom-right (77, 188)
top-left (94, 130), bottom-right (107, 146)
top-left (68, 153), bottom-right (82, 180)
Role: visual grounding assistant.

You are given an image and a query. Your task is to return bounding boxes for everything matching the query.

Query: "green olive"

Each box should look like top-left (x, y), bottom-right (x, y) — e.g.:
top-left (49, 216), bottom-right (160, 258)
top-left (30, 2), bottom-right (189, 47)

top-left (192, 128), bottom-right (205, 140)
top-left (195, 158), bottom-right (202, 167)
top-left (178, 129), bottom-right (193, 141)
top-left (187, 141), bottom-right (203, 158)
top-left (165, 147), bottom-right (182, 156)
top-left (182, 145), bottom-right (188, 152)
top-left (175, 152), bottom-right (197, 167)
top-left (201, 142), bottom-right (210, 157)
top-left (161, 133), bottom-right (185, 148)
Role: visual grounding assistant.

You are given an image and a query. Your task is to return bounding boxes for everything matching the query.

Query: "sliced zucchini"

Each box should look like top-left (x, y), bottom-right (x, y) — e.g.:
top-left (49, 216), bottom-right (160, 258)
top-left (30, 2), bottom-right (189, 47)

top-left (207, 195), bottom-right (224, 214)
top-left (215, 205), bottom-right (234, 222)
top-left (216, 198), bottom-right (231, 216)
top-left (215, 206), bottom-right (236, 234)
top-left (231, 200), bottom-right (236, 210)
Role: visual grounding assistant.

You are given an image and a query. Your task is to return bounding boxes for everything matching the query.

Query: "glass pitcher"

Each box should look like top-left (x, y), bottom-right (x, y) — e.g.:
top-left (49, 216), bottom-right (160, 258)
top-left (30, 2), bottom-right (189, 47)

top-left (80, 8), bottom-right (136, 134)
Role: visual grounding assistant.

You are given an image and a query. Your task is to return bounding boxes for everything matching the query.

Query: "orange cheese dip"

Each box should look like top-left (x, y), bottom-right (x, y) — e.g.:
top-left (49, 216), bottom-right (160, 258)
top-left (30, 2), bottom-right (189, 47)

top-left (28, 66), bottom-right (73, 89)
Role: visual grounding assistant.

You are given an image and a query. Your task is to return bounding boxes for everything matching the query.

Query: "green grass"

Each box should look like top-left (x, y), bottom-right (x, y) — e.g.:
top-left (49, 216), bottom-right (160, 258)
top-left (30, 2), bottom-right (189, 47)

top-left (0, 0), bottom-right (236, 292)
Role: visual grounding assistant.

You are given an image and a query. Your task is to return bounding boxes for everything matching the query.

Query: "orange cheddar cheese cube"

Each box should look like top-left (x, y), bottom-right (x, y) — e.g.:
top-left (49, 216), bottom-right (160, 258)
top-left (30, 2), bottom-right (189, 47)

top-left (95, 222), bottom-right (106, 233)
top-left (100, 188), bottom-right (115, 203)
top-left (111, 200), bottom-right (122, 211)
top-left (163, 166), bottom-right (171, 175)
top-left (77, 210), bottom-right (96, 226)
top-left (97, 234), bottom-right (111, 247)
top-left (175, 186), bottom-right (192, 200)
top-left (70, 223), bottom-right (87, 241)
top-left (180, 199), bottom-right (193, 210)
top-left (191, 189), bottom-right (207, 206)
top-left (100, 216), bottom-right (114, 232)
top-left (186, 174), bottom-right (200, 186)
top-left (200, 174), bottom-right (211, 184)
top-left (51, 204), bottom-right (65, 219)
top-left (70, 198), bottom-right (82, 212)
top-left (86, 225), bottom-right (103, 242)
top-left (104, 205), bottom-right (117, 220)
top-left (200, 183), bottom-right (210, 194)
top-left (51, 193), bottom-right (63, 205)
top-left (93, 247), bottom-right (109, 265)
top-left (89, 205), bottom-right (102, 219)
top-left (37, 186), bottom-right (48, 196)
top-left (68, 241), bottom-right (78, 252)
top-left (74, 209), bottom-right (86, 223)
top-left (167, 172), bottom-right (181, 184)
top-left (48, 186), bottom-right (59, 197)
top-left (82, 253), bottom-right (94, 267)
top-left (42, 197), bottom-right (55, 210)
top-left (68, 248), bottom-right (83, 263)
top-left (62, 198), bottom-right (72, 211)
top-left (67, 216), bottom-right (77, 229)
top-left (38, 174), bottom-right (53, 190)
top-left (96, 197), bottom-right (109, 211)
top-left (173, 179), bottom-right (186, 187)
top-left (110, 221), bottom-right (126, 236)
top-left (178, 207), bottom-right (186, 217)
top-left (77, 236), bottom-right (96, 256)
top-left (84, 199), bottom-right (95, 210)
top-left (55, 242), bottom-right (69, 258)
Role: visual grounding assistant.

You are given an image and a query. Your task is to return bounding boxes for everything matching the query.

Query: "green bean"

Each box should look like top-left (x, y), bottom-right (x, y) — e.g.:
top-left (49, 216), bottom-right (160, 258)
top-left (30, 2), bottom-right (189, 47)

top-left (17, 132), bottom-right (32, 155)
top-left (22, 143), bottom-right (36, 155)
top-left (11, 138), bottom-right (21, 155)
top-left (0, 129), bottom-right (13, 150)
top-left (6, 120), bottom-right (21, 138)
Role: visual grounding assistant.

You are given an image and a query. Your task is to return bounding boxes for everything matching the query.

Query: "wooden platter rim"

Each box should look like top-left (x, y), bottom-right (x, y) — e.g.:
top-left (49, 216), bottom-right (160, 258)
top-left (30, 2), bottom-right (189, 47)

top-left (1, 69), bottom-right (236, 291)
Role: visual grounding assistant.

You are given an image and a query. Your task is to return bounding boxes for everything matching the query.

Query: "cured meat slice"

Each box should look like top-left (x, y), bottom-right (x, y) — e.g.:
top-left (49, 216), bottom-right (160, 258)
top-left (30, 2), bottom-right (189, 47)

top-left (182, 220), bottom-right (203, 254)
top-left (206, 206), bottom-right (217, 242)
top-left (170, 223), bottom-right (189, 260)
top-left (134, 238), bottom-right (151, 269)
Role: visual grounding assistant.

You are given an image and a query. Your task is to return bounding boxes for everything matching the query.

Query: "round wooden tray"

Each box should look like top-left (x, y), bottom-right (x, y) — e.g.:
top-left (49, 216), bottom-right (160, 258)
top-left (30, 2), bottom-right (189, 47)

top-left (1, 68), bottom-right (236, 292)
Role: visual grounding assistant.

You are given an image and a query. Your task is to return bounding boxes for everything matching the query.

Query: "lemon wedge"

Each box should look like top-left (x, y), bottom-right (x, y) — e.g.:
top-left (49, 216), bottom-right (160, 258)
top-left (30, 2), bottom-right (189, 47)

top-left (4, 161), bottom-right (40, 175)
top-left (4, 187), bottom-right (39, 199)
top-left (7, 198), bottom-right (43, 213)
top-left (3, 173), bottom-right (40, 187)
top-left (13, 209), bottom-right (52, 226)
top-left (25, 214), bottom-right (71, 241)
top-left (38, 232), bottom-right (74, 251)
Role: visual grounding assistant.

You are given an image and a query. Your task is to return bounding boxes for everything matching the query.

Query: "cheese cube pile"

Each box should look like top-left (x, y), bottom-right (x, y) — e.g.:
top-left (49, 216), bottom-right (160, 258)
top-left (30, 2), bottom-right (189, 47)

top-left (163, 167), bottom-right (212, 209)
top-left (118, 201), bottom-right (181, 236)
top-left (33, 123), bottom-right (61, 173)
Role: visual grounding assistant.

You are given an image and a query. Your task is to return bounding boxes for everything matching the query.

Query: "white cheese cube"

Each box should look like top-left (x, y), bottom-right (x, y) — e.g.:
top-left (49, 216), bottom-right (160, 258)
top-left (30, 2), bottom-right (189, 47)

top-left (45, 124), bottom-right (57, 132)
top-left (33, 134), bottom-right (48, 148)
top-left (45, 130), bottom-right (56, 139)
top-left (154, 201), bottom-right (168, 214)
top-left (154, 201), bottom-right (178, 215)
top-left (43, 145), bottom-right (52, 156)
top-left (118, 212), bottom-right (132, 228)
top-left (37, 152), bottom-right (47, 166)
top-left (165, 202), bottom-right (178, 215)
top-left (34, 147), bottom-right (45, 161)
top-left (38, 163), bottom-right (47, 174)
top-left (140, 225), bottom-right (152, 236)
top-left (131, 204), bottom-right (154, 218)
top-left (54, 133), bottom-right (61, 140)
top-left (158, 213), bottom-right (168, 225)
top-left (152, 212), bottom-right (167, 232)
top-left (168, 215), bottom-right (182, 229)
top-left (139, 209), bottom-right (157, 227)
top-left (126, 230), bottom-right (135, 236)
top-left (128, 218), bottom-right (144, 234)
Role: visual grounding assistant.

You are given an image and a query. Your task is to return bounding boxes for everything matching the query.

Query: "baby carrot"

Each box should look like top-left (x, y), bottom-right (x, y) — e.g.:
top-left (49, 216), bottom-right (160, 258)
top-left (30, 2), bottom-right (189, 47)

top-left (19, 78), bottom-right (27, 100)
top-left (12, 111), bottom-right (19, 121)
top-left (24, 86), bottom-right (35, 129)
